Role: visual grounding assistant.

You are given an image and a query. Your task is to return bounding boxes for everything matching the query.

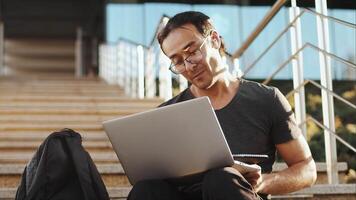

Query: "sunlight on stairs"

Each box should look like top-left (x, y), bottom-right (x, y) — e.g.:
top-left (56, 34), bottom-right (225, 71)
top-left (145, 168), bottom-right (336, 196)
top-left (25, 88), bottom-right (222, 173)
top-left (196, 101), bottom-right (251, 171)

top-left (0, 75), bottom-right (162, 199)
top-left (0, 75), bottom-right (355, 200)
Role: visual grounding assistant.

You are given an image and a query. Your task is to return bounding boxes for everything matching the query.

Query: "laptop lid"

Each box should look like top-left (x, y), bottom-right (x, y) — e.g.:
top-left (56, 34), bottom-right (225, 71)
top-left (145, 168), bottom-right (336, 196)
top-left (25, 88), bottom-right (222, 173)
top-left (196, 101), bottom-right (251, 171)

top-left (103, 96), bottom-right (234, 185)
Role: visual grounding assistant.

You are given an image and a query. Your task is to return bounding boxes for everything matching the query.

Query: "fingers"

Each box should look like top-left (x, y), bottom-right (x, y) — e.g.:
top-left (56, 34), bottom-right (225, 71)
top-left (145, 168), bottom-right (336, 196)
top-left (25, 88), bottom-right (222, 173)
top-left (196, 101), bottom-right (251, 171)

top-left (243, 170), bottom-right (262, 187)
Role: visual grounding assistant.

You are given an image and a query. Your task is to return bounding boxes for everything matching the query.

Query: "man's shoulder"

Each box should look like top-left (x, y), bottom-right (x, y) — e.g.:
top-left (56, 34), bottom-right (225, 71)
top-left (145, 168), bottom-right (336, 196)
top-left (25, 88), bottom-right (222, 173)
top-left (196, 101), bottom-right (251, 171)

top-left (240, 79), bottom-right (276, 98)
top-left (158, 88), bottom-right (192, 107)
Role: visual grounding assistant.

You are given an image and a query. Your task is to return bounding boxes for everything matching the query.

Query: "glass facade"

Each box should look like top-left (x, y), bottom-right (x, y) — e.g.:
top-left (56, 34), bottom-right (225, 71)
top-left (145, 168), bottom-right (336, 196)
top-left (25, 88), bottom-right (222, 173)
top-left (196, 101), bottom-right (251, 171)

top-left (106, 3), bottom-right (356, 80)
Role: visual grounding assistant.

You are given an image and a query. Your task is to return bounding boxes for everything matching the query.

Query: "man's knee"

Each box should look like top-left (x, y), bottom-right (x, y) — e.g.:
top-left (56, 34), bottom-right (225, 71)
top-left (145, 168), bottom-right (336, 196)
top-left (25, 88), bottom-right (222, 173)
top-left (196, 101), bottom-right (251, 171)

top-left (203, 167), bottom-right (245, 187)
top-left (128, 179), bottom-right (183, 200)
top-left (202, 167), bottom-right (258, 200)
top-left (128, 180), bottom-right (163, 199)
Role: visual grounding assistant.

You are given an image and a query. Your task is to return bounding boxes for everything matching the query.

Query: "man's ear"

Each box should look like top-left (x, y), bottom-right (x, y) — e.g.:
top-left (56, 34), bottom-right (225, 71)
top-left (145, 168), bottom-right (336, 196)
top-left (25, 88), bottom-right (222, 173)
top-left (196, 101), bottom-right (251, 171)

top-left (209, 30), bottom-right (221, 50)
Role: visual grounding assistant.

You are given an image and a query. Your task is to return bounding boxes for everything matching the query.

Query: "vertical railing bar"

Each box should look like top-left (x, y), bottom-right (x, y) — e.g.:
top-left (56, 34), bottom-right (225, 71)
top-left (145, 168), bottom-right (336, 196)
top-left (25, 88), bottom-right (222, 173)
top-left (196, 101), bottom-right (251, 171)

top-left (290, 1), bottom-right (307, 136)
top-left (315, 0), bottom-right (338, 184)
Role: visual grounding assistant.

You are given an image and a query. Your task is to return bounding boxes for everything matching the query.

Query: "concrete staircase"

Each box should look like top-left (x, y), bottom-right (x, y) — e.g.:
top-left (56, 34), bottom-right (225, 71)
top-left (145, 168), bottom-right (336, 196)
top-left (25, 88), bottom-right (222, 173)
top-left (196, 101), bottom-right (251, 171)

top-left (0, 75), bottom-right (355, 200)
top-left (0, 75), bottom-right (162, 199)
top-left (4, 39), bottom-right (75, 75)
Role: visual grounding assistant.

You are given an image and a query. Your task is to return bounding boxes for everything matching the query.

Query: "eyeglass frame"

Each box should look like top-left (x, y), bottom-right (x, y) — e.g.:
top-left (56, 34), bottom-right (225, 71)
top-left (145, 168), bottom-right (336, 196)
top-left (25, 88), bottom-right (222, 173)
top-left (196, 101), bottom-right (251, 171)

top-left (168, 36), bottom-right (208, 75)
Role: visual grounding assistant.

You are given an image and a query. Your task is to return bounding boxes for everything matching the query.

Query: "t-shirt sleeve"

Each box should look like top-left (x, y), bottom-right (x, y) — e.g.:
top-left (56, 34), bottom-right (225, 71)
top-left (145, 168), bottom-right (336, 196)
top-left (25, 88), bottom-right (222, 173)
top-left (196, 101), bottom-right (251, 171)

top-left (270, 87), bottom-right (301, 144)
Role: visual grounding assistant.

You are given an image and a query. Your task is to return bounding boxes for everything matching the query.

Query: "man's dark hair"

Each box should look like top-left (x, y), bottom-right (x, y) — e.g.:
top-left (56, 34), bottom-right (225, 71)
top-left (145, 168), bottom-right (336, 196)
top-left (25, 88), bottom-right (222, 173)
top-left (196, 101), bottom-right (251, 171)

top-left (157, 11), bottom-right (226, 56)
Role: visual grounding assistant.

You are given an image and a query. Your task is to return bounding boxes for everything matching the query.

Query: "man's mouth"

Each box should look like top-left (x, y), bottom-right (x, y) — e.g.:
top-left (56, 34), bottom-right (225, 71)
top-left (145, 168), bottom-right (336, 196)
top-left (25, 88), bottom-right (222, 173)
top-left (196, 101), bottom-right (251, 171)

top-left (192, 70), bottom-right (204, 80)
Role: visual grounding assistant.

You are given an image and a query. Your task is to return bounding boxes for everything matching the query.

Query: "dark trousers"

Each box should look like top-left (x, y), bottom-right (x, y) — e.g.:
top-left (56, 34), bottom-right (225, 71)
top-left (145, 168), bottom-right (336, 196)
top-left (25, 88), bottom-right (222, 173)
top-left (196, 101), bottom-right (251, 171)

top-left (127, 167), bottom-right (262, 200)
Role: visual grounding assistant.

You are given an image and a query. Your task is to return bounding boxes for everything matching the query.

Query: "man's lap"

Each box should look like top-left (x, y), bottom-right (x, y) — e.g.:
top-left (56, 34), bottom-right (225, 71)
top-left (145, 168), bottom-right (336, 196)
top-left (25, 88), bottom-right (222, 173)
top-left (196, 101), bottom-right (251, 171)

top-left (128, 167), bottom-right (262, 200)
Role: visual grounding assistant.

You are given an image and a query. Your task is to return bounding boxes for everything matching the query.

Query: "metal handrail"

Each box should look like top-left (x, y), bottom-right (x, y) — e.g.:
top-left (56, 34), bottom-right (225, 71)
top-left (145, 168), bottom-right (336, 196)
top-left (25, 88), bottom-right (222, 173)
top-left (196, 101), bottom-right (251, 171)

top-left (263, 43), bottom-right (307, 85)
top-left (285, 80), bottom-right (310, 99)
top-left (307, 43), bottom-right (356, 70)
top-left (118, 37), bottom-right (149, 49)
top-left (107, 15), bottom-right (169, 51)
top-left (286, 79), bottom-right (356, 110)
top-left (303, 8), bottom-right (356, 29)
top-left (263, 42), bottom-right (356, 85)
top-left (241, 7), bottom-right (356, 77)
top-left (149, 15), bottom-right (170, 46)
top-left (282, 81), bottom-right (356, 154)
top-left (305, 116), bottom-right (356, 153)
top-left (232, 0), bottom-right (288, 59)
top-left (308, 80), bottom-right (356, 110)
top-left (242, 9), bottom-right (306, 76)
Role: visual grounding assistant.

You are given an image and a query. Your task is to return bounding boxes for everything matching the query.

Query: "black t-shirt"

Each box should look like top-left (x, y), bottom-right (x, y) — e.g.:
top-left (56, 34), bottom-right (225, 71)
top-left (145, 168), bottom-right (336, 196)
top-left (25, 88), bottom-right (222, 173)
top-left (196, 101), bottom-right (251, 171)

top-left (159, 79), bottom-right (301, 173)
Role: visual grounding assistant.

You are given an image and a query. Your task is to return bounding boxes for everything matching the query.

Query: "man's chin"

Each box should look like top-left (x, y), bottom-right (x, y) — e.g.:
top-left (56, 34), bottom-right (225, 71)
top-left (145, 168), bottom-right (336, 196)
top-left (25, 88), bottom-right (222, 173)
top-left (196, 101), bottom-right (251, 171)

top-left (191, 80), bottom-right (213, 90)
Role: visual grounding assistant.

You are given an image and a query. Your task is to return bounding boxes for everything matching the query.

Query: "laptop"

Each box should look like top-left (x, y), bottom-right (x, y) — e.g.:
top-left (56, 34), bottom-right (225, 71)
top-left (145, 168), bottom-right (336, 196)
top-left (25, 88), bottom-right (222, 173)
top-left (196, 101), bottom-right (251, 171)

top-left (103, 97), bottom-right (242, 185)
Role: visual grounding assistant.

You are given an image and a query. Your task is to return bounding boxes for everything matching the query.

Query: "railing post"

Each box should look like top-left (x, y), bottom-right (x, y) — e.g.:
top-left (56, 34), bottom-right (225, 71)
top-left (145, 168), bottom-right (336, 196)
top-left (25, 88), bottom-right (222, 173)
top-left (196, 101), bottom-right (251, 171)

top-left (145, 48), bottom-right (156, 98)
top-left (289, 1), bottom-right (307, 137)
top-left (137, 45), bottom-right (145, 99)
top-left (158, 49), bottom-right (172, 100)
top-left (107, 45), bottom-right (113, 84)
top-left (75, 27), bottom-right (84, 77)
top-left (110, 45), bottom-right (117, 84)
top-left (124, 45), bottom-right (131, 96)
top-left (99, 44), bottom-right (107, 81)
top-left (116, 43), bottom-right (123, 87)
top-left (315, 0), bottom-right (338, 184)
top-left (0, 21), bottom-right (4, 75)
top-left (131, 45), bottom-right (138, 98)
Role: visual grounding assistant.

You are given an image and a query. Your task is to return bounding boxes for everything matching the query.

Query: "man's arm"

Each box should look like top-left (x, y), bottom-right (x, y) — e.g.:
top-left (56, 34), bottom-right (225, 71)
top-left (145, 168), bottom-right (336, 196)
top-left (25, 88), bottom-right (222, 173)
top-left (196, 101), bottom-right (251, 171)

top-left (255, 134), bottom-right (317, 194)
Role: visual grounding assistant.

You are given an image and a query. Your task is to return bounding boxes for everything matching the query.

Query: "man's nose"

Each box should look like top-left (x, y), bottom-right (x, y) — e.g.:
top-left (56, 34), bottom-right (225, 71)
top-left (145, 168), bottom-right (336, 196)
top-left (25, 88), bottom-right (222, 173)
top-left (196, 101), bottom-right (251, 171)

top-left (184, 60), bottom-right (197, 72)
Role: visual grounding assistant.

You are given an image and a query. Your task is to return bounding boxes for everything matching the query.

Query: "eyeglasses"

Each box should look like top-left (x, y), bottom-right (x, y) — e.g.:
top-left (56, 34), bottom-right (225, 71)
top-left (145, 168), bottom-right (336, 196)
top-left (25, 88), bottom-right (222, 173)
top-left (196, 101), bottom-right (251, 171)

top-left (169, 37), bottom-right (208, 74)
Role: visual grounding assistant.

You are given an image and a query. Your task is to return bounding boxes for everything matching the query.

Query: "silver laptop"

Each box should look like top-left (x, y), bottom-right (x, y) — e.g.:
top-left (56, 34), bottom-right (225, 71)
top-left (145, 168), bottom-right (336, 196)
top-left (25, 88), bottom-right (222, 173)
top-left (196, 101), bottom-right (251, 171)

top-left (102, 96), bottom-right (234, 185)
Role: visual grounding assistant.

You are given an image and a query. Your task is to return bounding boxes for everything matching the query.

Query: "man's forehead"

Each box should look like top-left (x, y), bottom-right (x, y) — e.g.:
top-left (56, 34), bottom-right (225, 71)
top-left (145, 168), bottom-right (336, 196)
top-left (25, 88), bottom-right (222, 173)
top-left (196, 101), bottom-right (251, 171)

top-left (162, 24), bottom-right (203, 58)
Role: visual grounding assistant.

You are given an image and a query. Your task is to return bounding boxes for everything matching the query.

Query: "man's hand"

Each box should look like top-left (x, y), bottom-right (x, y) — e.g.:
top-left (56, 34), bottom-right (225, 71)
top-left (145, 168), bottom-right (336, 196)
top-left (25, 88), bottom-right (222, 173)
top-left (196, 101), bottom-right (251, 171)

top-left (243, 167), bottom-right (262, 189)
top-left (232, 162), bottom-right (262, 189)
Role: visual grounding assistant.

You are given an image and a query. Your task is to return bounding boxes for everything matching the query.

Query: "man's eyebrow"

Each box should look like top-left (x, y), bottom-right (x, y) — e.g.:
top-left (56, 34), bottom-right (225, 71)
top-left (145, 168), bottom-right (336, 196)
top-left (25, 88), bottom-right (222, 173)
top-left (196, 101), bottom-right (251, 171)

top-left (169, 41), bottom-right (196, 59)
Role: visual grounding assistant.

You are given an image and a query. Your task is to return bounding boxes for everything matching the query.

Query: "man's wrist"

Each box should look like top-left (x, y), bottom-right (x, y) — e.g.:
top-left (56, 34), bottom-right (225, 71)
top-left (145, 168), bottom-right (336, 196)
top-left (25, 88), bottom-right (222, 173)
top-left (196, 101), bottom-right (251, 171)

top-left (256, 173), bottom-right (273, 194)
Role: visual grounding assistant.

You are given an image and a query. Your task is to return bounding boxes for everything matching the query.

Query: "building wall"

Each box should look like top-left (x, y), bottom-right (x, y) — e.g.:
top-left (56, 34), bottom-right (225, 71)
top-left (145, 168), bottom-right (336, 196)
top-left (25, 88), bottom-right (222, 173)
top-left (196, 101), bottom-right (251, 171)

top-left (106, 3), bottom-right (356, 80)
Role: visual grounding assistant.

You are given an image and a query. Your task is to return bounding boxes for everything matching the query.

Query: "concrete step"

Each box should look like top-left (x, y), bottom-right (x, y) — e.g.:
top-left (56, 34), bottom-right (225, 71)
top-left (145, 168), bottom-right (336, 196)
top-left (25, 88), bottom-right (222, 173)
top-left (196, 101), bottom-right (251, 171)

top-left (0, 90), bottom-right (124, 96)
top-left (0, 124), bottom-right (105, 131)
top-left (0, 86), bottom-right (123, 91)
top-left (271, 184), bottom-right (356, 200)
top-left (0, 151), bottom-right (119, 164)
top-left (0, 80), bottom-right (114, 84)
top-left (4, 55), bottom-right (74, 71)
top-left (0, 131), bottom-right (108, 141)
top-left (0, 84), bottom-right (122, 89)
top-left (0, 163), bottom-right (129, 188)
top-left (0, 109), bottom-right (154, 116)
top-left (0, 96), bottom-right (162, 103)
top-left (0, 91), bottom-right (124, 96)
top-left (0, 187), bottom-right (131, 200)
top-left (0, 184), bottom-right (355, 200)
top-left (0, 140), bottom-right (113, 150)
top-left (0, 76), bottom-right (102, 82)
top-left (0, 80), bottom-right (110, 86)
top-left (4, 39), bottom-right (74, 57)
top-left (0, 115), bottom-right (127, 123)
top-left (0, 163), bottom-right (125, 175)
top-left (4, 39), bottom-right (75, 73)
top-left (0, 82), bottom-right (112, 88)
top-left (0, 108), bottom-right (147, 115)
top-left (0, 83), bottom-right (112, 87)
top-left (0, 102), bottom-right (159, 109)
top-left (0, 79), bottom-right (108, 84)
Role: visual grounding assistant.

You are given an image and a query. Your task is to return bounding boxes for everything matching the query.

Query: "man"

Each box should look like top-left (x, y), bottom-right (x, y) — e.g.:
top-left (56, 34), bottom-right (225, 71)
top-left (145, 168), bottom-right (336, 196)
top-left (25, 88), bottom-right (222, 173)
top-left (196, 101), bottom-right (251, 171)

top-left (128, 11), bottom-right (317, 200)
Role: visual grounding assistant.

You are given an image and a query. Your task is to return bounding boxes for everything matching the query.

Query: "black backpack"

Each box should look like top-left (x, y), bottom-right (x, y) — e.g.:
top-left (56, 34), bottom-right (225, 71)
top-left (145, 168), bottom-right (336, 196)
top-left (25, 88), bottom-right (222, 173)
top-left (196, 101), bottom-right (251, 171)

top-left (15, 129), bottom-right (110, 200)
